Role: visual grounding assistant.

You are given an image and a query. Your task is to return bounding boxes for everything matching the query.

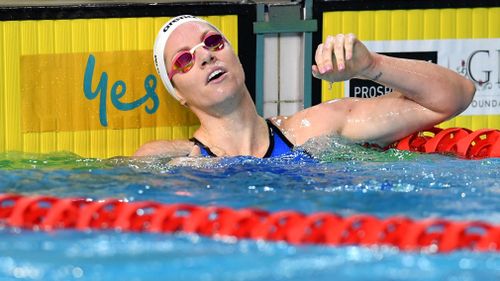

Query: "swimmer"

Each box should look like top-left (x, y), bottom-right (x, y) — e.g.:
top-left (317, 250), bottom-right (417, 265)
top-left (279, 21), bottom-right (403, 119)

top-left (134, 15), bottom-right (475, 158)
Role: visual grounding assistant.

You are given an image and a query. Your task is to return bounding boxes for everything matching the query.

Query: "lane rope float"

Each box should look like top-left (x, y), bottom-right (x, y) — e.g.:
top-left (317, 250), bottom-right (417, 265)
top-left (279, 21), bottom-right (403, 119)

top-left (1, 194), bottom-right (498, 253)
top-left (392, 127), bottom-right (499, 159)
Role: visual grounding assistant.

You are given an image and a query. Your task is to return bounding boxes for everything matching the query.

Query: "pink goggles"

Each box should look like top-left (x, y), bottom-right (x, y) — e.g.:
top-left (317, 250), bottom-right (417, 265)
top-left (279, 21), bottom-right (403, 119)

top-left (168, 33), bottom-right (225, 80)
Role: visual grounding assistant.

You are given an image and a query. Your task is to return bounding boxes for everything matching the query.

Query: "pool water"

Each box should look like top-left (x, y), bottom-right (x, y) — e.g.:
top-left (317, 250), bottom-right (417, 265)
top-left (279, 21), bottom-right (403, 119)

top-left (0, 136), bottom-right (499, 281)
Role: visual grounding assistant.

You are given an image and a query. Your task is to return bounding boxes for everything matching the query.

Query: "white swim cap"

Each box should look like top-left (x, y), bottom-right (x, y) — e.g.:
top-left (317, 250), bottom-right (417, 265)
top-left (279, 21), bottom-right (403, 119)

top-left (153, 15), bottom-right (223, 101)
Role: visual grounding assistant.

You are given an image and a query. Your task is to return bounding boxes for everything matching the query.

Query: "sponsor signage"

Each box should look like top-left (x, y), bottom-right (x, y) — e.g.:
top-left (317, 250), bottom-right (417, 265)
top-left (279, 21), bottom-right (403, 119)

top-left (21, 51), bottom-right (198, 133)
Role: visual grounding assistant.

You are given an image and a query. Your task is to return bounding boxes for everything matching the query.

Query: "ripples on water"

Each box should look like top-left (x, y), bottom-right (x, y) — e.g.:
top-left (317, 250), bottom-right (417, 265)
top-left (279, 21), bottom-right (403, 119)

top-left (0, 135), bottom-right (499, 281)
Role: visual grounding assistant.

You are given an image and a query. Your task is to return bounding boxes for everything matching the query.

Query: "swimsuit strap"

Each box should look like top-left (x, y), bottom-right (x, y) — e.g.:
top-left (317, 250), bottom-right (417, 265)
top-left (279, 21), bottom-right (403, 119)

top-left (190, 119), bottom-right (294, 158)
top-left (190, 137), bottom-right (217, 157)
top-left (263, 119), bottom-right (294, 158)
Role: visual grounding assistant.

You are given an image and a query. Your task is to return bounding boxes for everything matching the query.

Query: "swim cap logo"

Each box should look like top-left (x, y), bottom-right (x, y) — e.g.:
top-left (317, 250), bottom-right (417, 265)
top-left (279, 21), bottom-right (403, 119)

top-left (162, 15), bottom-right (196, 32)
top-left (153, 54), bottom-right (160, 73)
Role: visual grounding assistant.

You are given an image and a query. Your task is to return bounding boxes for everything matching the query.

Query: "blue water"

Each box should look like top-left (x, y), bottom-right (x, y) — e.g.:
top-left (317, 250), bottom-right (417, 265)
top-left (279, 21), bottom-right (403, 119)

top-left (0, 138), bottom-right (499, 281)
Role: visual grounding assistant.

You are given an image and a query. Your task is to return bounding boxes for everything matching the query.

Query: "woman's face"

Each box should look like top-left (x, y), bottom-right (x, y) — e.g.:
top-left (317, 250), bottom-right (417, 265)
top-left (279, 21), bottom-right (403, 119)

top-left (164, 22), bottom-right (246, 111)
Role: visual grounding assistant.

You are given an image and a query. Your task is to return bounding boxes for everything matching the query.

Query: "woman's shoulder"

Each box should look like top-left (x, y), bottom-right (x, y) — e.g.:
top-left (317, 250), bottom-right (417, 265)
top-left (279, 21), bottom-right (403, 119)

top-left (133, 139), bottom-right (195, 157)
top-left (267, 100), bottom-right (350, 146)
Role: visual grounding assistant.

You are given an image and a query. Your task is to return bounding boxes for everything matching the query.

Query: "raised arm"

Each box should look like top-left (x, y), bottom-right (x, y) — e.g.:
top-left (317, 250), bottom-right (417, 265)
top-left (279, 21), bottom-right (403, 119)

top-left (285, 34), bottom-right (475, 146)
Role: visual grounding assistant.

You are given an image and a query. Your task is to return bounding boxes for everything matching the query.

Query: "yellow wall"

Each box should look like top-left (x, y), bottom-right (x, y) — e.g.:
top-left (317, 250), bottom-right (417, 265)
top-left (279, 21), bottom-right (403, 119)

top-left (321, 8), bottom-right (500, 130)
top-left (0, 15), bottom-right (238, 158)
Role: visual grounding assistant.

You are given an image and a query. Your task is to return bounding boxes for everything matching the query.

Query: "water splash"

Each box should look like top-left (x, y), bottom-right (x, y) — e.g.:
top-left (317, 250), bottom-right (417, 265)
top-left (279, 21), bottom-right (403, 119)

top-left (299, 135), bottom-right (417, 162)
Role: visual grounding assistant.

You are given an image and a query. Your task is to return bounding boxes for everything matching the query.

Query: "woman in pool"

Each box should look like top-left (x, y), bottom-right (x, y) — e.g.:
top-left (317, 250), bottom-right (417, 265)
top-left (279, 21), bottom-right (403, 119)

top-left (134, 15), bottom-right (475, 158)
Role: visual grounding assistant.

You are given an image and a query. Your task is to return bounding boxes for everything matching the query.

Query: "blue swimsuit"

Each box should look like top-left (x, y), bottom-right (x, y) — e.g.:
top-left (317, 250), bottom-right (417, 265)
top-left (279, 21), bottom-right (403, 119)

top-left (191, 119), bottom-right (294, 158)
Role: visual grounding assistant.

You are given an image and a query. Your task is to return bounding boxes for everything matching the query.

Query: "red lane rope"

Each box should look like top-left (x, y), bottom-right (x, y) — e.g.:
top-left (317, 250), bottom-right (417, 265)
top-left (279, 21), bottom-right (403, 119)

top-left (391, 127), bottom-right (500, 159)
top-left (1, 194), bottom-right (498, 252)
